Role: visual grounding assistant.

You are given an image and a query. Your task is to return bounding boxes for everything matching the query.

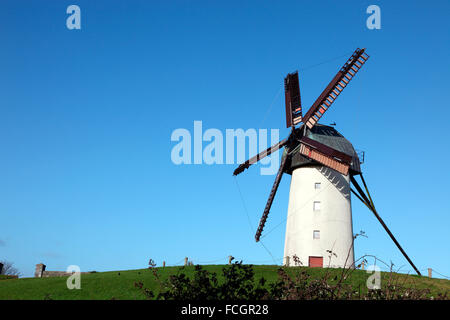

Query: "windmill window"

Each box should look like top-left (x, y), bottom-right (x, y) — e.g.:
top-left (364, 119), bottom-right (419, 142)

top-left (313, 230), bottom-right (320, 239)
top-left (313, 201), bottom-right (321, 211)
top-left (315, 182), bottom-right (321, 189)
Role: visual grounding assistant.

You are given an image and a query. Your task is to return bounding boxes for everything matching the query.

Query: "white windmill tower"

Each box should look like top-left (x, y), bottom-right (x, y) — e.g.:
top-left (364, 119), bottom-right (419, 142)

top-left (282, 123), bottom-right (358, 268)
top-left (233, 48), bottom-right (422, 275)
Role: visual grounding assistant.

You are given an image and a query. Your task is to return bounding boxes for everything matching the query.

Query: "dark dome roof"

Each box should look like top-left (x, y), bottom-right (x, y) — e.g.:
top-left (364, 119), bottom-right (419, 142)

top-left (283, 124), bottom-right (361, 175)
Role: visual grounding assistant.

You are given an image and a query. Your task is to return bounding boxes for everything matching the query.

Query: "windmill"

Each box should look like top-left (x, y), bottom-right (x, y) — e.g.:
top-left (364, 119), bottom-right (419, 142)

top-left (233, 48), bottom-right (421, 275)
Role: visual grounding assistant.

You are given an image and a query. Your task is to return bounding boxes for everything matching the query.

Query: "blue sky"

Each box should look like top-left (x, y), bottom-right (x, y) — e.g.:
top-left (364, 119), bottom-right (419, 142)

top-left (0, 0), bottom-right (449, 278)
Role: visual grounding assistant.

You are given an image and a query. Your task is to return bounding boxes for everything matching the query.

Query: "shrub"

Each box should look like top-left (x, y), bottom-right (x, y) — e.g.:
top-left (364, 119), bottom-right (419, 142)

top-left (134, 259), bottom-right (448, 300)
top-left (136, 260), bottom-right (278, 300)
top-left (0, 274), bottom-right (18, 280)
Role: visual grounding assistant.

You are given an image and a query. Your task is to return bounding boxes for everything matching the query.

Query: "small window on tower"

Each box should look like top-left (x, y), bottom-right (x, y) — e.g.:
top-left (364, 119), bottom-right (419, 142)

top-left (313, 230), bottom-right (320, 239)
top-left (315, 182), bottom-right (321, 189)
top-left (313, 201), bottom-right (321, 211)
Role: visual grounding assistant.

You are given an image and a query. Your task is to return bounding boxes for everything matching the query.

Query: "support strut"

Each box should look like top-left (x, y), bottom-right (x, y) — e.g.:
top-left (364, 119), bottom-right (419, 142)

top-left (350, 174), bottom-right (422, 276)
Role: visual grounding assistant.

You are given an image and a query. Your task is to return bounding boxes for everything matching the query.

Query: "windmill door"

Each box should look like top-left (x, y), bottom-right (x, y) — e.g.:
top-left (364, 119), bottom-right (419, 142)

top-left (308, 256), bottom-right (323, 268)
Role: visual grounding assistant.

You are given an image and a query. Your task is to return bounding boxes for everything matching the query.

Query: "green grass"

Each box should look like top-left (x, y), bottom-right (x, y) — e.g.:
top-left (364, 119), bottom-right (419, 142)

top-left (0, 265), bottom-right (448, 300)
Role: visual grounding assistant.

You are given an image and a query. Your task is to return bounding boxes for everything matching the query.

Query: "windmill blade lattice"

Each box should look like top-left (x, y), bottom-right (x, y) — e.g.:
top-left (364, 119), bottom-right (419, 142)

top-left (302, 48), bottom-right (370, 129)
top-left (284, 71), bottom-right (302, 128)
top-left (233, 139), bottom-right (288, 176)
top-left (255, 148), bottom-right (290, 242)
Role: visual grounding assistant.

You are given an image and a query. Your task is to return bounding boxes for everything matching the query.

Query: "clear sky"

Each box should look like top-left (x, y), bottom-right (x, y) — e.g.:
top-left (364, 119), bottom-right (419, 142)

top-left (1, 0), bottom-right (449, 278)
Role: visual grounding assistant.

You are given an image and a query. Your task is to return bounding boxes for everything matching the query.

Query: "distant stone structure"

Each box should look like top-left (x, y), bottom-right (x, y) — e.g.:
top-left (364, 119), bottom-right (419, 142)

top-left (34, 263), bottom-right (91, 278)
top-left (35, 263), bottom-right (46, 277)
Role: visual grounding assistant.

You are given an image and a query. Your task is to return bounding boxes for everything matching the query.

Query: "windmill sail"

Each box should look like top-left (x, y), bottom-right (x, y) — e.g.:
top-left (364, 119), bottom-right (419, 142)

top-left (302, 48), bottom-right (369, 129)
top-left (284, 71), bottom-right (302, 128)
top-left (255, 148), bottom-right (290, 242)
top-left (233, 139), bottom-right (288, 176)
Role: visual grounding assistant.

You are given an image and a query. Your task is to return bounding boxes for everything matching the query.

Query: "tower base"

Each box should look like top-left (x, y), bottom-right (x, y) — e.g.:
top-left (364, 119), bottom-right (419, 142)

top-left (283, 166), bottom-right (355, 268)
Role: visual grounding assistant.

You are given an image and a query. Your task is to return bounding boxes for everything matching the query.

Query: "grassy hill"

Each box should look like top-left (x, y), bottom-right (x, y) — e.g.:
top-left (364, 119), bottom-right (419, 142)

top-left (0, 265), bottom-right (448, 300)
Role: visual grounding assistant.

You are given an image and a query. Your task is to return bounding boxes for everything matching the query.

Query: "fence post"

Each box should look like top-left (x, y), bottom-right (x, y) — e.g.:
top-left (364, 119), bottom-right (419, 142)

top-left (0, 262), bottom-right (3, 275)
top-left (184, 257), bottom-right (188, 266)
top-left (284, 256), bottom-right (290, 267)
top-left (228, 256), bottom-right (233, 265)
top-left (428, 268), bottom-right (432, 278)
top-left (361, 261), bottom-right (365, 270)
